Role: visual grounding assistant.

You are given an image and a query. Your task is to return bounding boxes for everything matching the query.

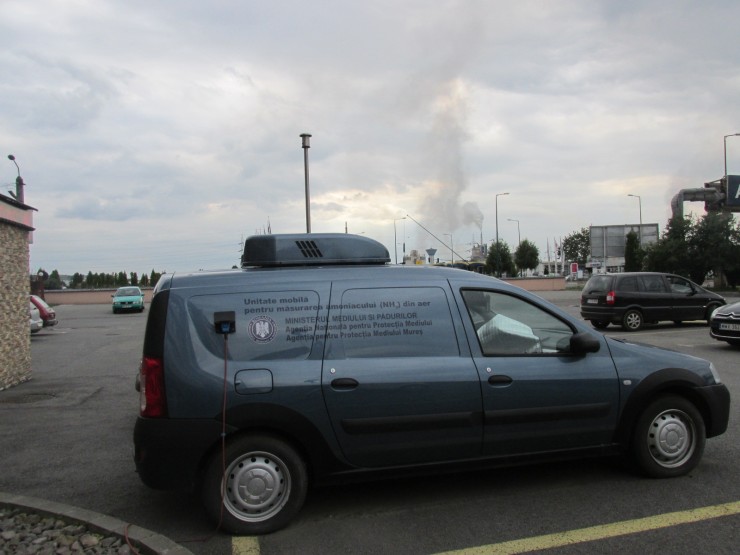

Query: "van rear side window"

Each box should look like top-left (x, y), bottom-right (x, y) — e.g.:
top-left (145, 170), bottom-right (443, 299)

top-left (332, 287), bottom-right (458, 358)
top-left (188, 291), bottom-right (321, 361)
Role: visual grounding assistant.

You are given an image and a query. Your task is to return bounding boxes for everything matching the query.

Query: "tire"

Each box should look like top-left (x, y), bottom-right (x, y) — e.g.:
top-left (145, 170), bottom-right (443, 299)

top-left (631, 396), bottom-right (705, 478)
top-left (202, 434), bottom-right (308, 535)
top-left (621, 309), bottom-right (643, 331)
top-left (591, 320), bottom-right (609, 330)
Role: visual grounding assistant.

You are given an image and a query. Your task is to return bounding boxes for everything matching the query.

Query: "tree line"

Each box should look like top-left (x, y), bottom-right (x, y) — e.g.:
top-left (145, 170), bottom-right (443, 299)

top-left (483, 211), bottom-right (740, 287)
top-left (37, 269), bottom-right (165, 290)
top-left (560, 212), bottom-right (740, 287)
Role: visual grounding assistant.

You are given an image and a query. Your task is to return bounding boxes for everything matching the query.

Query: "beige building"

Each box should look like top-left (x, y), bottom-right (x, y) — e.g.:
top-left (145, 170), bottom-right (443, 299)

top-left (0, 193), bottom-right (35, 390)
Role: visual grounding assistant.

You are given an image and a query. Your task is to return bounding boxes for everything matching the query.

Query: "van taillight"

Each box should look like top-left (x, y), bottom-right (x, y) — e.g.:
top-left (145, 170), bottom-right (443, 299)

top-left (606, 291), bottom-right (615, 305)
top-left (140, 356), bottom-right (167, 417)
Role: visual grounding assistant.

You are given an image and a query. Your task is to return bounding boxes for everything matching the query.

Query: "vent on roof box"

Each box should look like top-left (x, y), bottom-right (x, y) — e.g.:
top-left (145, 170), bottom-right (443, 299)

top-left (242, 233), bottom-right (390, 267)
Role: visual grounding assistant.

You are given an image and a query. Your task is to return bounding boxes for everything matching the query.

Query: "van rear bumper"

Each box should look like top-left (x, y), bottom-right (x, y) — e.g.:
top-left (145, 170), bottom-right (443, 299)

top-left (579, 306), bottom-right (624, 322)
top-left (134, 417), bottom-right (227, 490)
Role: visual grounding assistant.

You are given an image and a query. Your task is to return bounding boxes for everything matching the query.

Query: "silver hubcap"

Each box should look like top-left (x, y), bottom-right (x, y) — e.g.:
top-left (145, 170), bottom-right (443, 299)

top-left (646, 409), bottom-right (695, 468)
top-left (224, 451), bottom-right (291, 522)
top-left (626, 313), bottom-right (641, 329)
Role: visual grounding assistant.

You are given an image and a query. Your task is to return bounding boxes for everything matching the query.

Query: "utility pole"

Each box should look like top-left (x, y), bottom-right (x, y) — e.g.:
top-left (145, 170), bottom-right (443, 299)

top-left (300, 133), bottom-right (311, 233)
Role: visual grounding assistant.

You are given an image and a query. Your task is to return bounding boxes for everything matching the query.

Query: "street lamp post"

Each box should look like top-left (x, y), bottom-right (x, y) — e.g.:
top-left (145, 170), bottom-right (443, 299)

top-left (724, 133), bottom-right (740, 177)
top-left (507, 218), bottom-right (520, 247)
top-left (627, 194), bottom-right (642, 246)
top-left (7, 154), bottom-right (25, 204)
top-left (494, 193), bottom-right (509, 278)
top-left (495, 192), bottom-right (509, 246)
top-left (508, 218), bottom-right (521, 277)
top-left (393, 217), bottom-right (406, 264)
top-left (300, 133), bottom-right (312, 233)
top-left (444, 233), bottom-right (454, 265)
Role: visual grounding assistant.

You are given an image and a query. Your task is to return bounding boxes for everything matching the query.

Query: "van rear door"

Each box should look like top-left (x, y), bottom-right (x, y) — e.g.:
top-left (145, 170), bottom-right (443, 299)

top-left (321, 282), bottom-right (482, 468)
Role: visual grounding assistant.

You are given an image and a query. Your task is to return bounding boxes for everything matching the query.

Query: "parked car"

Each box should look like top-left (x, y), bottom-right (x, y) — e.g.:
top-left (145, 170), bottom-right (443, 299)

top-left (112, 286), bottom-right (145, 313)
top-left (580, 272), bottom-right (725, 331)
top-left (29, 302), bottom-right (43, 333)
top-left (134, 234), bottom-right (730, 535)
top-left (709, 300), bottom-right (740, 346)
top-left (30, 294), bottom-right (57, 327)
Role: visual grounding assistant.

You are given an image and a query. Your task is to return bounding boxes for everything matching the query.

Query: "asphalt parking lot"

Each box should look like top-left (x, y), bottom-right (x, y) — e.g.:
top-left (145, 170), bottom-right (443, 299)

top-left (1, 291), bottom-right (739, 555)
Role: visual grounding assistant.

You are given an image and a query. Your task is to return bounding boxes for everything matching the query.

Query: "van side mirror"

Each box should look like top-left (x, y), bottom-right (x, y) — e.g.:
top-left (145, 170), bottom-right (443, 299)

top-left (570, 332), bottom-right (601, 354)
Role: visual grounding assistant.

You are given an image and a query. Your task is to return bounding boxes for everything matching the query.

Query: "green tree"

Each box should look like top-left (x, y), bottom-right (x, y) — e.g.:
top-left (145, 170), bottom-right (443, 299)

top-left (643, 213), bottom-right (740, 285)
top-left (149, 269), bottom-right (162, 287)
top-left (486, 241), bottom-right (516, 277)
top-left (130, 272), bottom-right (138, 286)
top-left (689, 212), bottom-right (739, 286)
top-left (45, 269), bottom-right (64, 290)
top-left (70, 272), bottom-right (85, 289)
top-left (624, 231), bottom-right (643, 272)
top-left (140, 273), bottom-right (149, 287)
top-left (562, 227), bottom-right (591, 266)
top-left (643, 216), bottom-right (694, 277)
top-left (514, 239), bottom-right (540, 276)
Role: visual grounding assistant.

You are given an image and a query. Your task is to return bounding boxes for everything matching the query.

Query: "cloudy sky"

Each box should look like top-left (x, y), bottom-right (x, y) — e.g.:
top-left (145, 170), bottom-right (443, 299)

top-left (3, 0), bottom-right (740, 275)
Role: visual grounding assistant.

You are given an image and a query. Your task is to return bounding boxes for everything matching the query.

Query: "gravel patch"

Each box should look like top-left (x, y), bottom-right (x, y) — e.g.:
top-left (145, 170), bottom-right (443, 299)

top-left (0, 507), bottom-right (133, 555)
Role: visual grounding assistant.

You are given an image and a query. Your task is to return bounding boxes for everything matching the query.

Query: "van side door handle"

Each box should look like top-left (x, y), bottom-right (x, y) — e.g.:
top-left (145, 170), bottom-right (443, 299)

top-left (331, 378), bottom-right (359, 390)
top-left (488, 375), bottom-right (513, 386)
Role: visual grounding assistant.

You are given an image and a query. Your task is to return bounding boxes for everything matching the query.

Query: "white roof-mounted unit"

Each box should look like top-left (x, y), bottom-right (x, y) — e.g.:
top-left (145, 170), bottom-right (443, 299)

top-left (242, 233), bottom-right (390, 267)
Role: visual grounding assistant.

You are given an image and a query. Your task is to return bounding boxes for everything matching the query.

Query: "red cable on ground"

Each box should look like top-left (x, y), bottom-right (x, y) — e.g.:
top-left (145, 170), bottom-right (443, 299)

top-left (124, 523), bottom-right (142, 554)
top-left (179, 334), bottom-right (230, 544)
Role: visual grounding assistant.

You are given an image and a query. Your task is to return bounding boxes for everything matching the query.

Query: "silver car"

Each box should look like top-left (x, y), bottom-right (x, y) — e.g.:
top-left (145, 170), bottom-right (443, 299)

top-left (29, 302), bottom-right (43, 333)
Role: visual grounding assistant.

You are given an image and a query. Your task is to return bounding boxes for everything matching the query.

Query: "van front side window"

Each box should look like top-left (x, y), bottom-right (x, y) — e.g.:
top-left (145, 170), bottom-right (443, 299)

top-left (461, 290), bottom-right (573, 356)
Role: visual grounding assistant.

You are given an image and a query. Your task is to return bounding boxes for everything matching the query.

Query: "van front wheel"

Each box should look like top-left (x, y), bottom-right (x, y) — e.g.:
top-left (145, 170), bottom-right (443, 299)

top-left (631, 396), bottom-right (705, 478)
top-left (202, 434), bottom-right (308, 535)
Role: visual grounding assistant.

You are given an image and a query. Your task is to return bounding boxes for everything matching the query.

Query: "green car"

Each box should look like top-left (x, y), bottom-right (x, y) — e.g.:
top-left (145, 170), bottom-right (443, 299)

top-left (112, 286), bottom-right (145, 314)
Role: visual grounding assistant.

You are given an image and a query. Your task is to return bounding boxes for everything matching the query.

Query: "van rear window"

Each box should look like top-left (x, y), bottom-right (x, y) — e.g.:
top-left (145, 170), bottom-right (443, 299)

top-left (585, 276), bottom-right (612, 294)
top-left (187, 290), bottom-right (322, 361)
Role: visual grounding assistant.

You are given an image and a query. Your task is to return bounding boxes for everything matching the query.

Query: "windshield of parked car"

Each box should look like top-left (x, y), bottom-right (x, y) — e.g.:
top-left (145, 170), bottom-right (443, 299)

top-left (116, 288), bottom-right (141, 297)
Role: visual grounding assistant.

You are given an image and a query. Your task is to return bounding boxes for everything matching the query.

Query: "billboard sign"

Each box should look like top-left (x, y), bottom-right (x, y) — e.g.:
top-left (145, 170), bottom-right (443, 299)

top-left (727, 175), bottom-right (740, 208)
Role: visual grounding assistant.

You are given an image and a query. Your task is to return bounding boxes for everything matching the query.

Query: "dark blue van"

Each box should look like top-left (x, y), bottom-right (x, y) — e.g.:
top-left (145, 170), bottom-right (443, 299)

top-left (134, 234), bottom-right (730, 534)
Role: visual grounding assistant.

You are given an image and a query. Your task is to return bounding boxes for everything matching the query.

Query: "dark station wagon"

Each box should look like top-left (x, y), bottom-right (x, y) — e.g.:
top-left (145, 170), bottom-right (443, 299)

top-left (134, 235), bottom-right (730, 534)
top-left (580, 272), bottom-right (725, 331)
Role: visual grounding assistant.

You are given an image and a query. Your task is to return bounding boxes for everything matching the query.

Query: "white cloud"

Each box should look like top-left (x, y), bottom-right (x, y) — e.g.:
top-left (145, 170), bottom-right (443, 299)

top-left (1, 0), bottom-right (739, 273)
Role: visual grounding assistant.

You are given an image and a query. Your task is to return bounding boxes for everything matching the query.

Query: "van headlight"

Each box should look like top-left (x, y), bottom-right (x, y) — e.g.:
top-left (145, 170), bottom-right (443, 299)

top-left (709, 362), bottom-right (722, 384)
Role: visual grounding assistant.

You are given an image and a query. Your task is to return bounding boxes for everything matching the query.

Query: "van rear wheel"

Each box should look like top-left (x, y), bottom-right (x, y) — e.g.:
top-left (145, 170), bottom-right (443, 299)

top-left (591, 320), bottom-right (609, 329)
top-left (202, 434), bottom-right (308, 535)
top-left (622, 309), bottom-right (643, 331)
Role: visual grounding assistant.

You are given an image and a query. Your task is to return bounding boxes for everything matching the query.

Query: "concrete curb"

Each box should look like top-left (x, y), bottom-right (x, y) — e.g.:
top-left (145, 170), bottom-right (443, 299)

top-left (0, 491), bottom-right (194, 555)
